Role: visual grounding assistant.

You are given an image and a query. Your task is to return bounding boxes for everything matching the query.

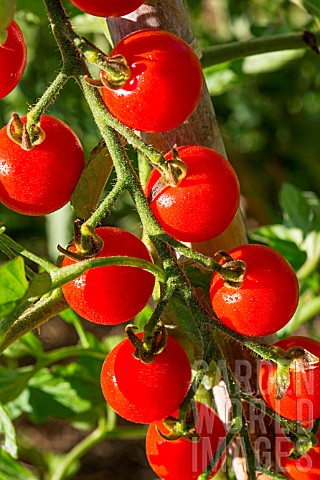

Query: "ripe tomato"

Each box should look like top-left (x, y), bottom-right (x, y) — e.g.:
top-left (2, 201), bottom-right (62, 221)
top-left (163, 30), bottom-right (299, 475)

top-left (62, 227), bottom-right (155, 325)
top-left (210, 244), bottom-right (299, 337)
top-left (100, 333), bottom-right (191, 423)
top-left (276, 427), bottom-right (320, 480)
top-left (69, 0), bottom-right (144, 17)
top-left (101, 29), bottom-right (203, 132)
top-left (259, 336), bottom-right (320, 422)
top-left (0, 21), bottom-right (27, 99)
top-left (0, 115), bottom-right (84, 215)
top-left (145, 145), bottom-right (240, 242)
top-left (146, 401), bottom-right (226, 479)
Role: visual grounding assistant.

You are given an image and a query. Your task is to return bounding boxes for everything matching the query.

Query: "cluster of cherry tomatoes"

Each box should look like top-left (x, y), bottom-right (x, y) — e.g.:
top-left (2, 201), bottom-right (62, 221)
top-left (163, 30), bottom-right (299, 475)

top-left (1, 1), bottom-right (319, 479)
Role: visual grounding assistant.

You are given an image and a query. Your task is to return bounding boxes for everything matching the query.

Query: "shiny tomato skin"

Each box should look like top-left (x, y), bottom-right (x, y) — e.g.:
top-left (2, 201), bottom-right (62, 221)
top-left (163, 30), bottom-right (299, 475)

top-left (146, 402), bottom-right (226, 479)
top-left (275, 427), bottom-right (320, 480)
top-left (100, 333), bottom-right (191, 423)
top-left (210, 244), bottom-right (299, 337)
top-left (0, 115), bottom-right (84, 215)
top-left (69, 0), bottom-right (144, 17)
top-left (101, 29), bottom-right (203, 132)
top-left (0, 21), bottom-right (27, 99)
top-left (145, 145), bottom-right (240, 242)
top-left (259, 336), bottom-right (320, 422)
top-left (62, 227), bottom-right (155, 325)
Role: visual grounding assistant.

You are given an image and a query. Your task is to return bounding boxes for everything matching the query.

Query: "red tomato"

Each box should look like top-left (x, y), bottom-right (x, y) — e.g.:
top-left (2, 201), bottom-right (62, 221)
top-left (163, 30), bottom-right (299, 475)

top-left (62, 227), bottom-right (155, 325)
top-left (101, 29), bottom-right (203, 132)
top-left (100, 333), bottom-right (191, 423)
top-left (0, 115), bottom-right (84, 215)
top-left (145, 145), bottom-right (240, 242)
top-left (0, 21), bottom-right (27, 99)
top-left (69, 0), bottom-right (144, 17)
top-left (146, 401), bottom-right (226, 479)
top-left (259, 336), bottom-right (320, 422)
top-left (210, 244), bottom-right (299, 337)
top-left (276, 427), bottom-right (320, 479)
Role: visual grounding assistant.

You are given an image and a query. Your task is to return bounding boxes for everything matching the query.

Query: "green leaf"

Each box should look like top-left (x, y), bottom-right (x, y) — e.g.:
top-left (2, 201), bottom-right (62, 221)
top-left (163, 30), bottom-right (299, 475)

top-left (249, 225), bottom-right (307, 270)
top-left (2, 332), bottom-right (43, 360)
top-left (26, 272), bottom-right (52, 299)
top-left (0, 257), bottom-right (28, 318)
top-left (71, 140), bottom-right (113, 219)
top-left (279, 183), bottom-right (313, 235)
top-left (164, 293), bottom-right (203, 362)
top-left (0, 366), bottom-right (35, 404)
top-left (0, 403), bottom-right (17, 459)
top-left (26, 368), bottom-right (92, 423)
top-left (0, 450), bottom-right (39, 480)
top-left (184, 266), bottom-right (212, 296)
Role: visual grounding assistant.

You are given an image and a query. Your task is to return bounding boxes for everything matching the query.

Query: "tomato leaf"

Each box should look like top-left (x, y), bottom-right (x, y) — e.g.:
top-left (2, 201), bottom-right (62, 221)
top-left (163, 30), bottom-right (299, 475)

top-left (249, 225), bottom-right (307, 270)
top-left (279, 183), bottom-right (313, 235)
top-left (71, 140), bottom-right (113, 219)
top-left (0, 257), bottom-right (28, 319)
top-left (26, 272), bottom-right (52, 299)
top-left (0, 403), bottom-right (17, 458)
top-left (0, 366), bottom-right (35, 404)
top-left (0, 450), bottom-right (38, 480)
top-left (2, 332), bottom-right (43, 360)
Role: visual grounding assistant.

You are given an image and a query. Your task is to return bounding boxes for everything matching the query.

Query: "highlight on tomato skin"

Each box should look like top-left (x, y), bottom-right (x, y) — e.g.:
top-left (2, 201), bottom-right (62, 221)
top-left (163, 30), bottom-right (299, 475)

top-left (145, 145), bottom-right (240, 242)
top-left (0, 115), bottom-right (84, 215)
top-left (62, 227), bottom-right (155, 325)
top-left (0, 21), bottom-right (27, 99)
top-left (69, 0), bottom-right (145, 17)
top-left (259, 336), bottom-right (320, 422)
top-left (101, 29), bottom-right (204, 132)
top-left (210, 244), bottom-right (299, 337)
top-left (100, 333), bottom-right (191, 424)
top-left (146, 401), bottom-right (226, 480)
top-left (276, 427), bottom-right (320, 480)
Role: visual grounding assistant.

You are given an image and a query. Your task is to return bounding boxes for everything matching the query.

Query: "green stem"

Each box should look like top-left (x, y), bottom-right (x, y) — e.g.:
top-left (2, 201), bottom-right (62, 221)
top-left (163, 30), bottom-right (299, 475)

top-left (26, 71), bottom-right (69, 128)
top-left (59, 309), bottom-right (91, 348)
top-left (51, 414), bottom-right (146, 480)
top-left (256, 465), bottom-right (287, 479)
top-left (0, 239), bottom-right (35, 279)
top-left (0, 233), bottom-right (57, 273)
top-left (0, 289), bottom-right (67, 354)
top-left (143, 279), bottom-right (176, 337)
top-left (198, 429), bottom-right (239, 480)
top-left (201, 30), bottom-right (320, 69)
top-left (81, 179), bottom-right (126, 231)
top-left (51, 255), bottom-right (166, 287)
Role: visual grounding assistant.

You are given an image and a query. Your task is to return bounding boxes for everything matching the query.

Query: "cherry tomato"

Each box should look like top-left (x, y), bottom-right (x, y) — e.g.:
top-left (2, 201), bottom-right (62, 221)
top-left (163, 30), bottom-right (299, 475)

top-left (210, 244), bottom-right (299, 337)
top-left (145, 145), bottom-right (240, 242)
top-left (0, 21), bottom-right (27, 99)
top-left (259, 336), bottom-right (320, 422)
top-left (146, 401), bottom-right (226, 479)
top-left (0, 115), bottom-right (84, 215)
top-left (69, 0), bottom-right (145, 17)
top-left (62, 227), bottom-right (155, 325)
top-left (276, 427), bottom-right (320, 479)
top-left (101, 29), bottom-right (203, 132)
top-left (100, 333), bottom-right (191, 423)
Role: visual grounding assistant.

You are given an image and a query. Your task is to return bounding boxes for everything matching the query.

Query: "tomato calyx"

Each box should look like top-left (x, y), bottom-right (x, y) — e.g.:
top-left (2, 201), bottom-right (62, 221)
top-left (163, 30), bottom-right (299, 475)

top-left (273, 345), bottom-right (319, 400)
top-left (57, 219), bottom-right (104, 261)
top-left (84, 54), bottom-right (131, 90)
top-left (147, 147), bottom-right (188, 203)
top-left (157, 401), bottom-right (201, 442)
top-left (214, 250), bottom-right (246, 288)
top-left (125, 323), bottom-right (167, 364)
top-left (7, 113), bottom-right (46, 151)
